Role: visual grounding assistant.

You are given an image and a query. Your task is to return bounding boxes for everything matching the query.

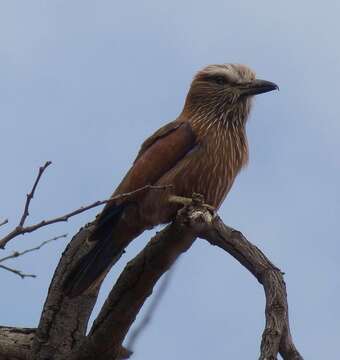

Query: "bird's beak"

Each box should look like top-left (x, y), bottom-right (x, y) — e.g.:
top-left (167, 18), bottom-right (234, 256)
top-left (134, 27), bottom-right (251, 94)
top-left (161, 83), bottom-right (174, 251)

top-left (239, 79), bottom-right (279, 96)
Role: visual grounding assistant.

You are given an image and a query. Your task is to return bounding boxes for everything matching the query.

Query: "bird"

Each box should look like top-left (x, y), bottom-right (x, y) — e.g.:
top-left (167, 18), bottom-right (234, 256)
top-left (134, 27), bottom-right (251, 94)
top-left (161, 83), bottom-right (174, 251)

top-left (63, 63), bottom-right (278, 297)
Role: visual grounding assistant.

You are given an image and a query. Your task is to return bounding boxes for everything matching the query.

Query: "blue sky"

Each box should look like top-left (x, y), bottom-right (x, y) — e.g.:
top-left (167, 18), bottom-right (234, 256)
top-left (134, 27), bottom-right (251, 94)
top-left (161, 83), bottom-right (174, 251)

top-left (1, 1), bottom-right (339, 359)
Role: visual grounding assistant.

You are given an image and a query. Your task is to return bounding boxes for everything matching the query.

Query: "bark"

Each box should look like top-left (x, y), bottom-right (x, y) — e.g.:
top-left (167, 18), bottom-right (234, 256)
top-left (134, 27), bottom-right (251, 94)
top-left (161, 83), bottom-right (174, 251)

top-left (0, 327), bottom-right (34, 360)
top-left (31, 224), bottom-right (99, 359)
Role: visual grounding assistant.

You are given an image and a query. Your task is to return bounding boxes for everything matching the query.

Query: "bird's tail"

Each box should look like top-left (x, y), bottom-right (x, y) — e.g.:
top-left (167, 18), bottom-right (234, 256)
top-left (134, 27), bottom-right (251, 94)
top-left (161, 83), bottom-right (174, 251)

top-left (63, 204), bottom-right (140, 297)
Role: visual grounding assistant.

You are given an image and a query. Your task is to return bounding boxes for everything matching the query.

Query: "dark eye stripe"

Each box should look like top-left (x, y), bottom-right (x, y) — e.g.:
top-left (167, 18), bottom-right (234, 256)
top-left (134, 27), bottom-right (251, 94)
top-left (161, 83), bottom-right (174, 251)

top-left (201, 75), bottom-right (227, 84)
top-left (214, 76), bottom-right (226, 85)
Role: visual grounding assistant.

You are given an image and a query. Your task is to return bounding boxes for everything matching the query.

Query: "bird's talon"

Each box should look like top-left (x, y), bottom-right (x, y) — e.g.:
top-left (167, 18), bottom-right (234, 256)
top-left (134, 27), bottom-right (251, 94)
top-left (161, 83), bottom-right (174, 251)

top-left (191, 193), bottom-right (205, 206)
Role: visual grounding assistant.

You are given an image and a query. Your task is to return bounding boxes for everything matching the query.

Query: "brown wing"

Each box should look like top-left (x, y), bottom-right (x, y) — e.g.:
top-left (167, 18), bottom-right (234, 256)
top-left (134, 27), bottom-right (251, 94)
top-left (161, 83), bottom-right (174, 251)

top-left (134, 120), bottom-right (183, 162)
top-left (114, 120), bottom-right (196, 195)
top-left (89, 120), bottom-right (196, 242)
top-left (65, 121), bottom-right (196, 295)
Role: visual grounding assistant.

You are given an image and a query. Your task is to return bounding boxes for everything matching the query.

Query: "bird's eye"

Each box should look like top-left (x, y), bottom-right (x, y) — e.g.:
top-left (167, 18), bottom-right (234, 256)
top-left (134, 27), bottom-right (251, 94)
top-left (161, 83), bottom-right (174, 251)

top-left (214, 76), bottom-right (226, 85)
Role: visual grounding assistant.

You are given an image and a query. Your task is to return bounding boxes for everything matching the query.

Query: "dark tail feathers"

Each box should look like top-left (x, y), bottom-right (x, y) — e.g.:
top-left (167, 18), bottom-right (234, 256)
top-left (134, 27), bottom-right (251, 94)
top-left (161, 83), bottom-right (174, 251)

top-left (63, 204), bottom-right (125, 297)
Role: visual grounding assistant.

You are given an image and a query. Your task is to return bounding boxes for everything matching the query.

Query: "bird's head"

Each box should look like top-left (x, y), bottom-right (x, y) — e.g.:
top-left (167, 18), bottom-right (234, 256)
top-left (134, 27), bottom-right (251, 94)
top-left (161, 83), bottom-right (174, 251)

top-left (183, 64), bottom-right (278, 126)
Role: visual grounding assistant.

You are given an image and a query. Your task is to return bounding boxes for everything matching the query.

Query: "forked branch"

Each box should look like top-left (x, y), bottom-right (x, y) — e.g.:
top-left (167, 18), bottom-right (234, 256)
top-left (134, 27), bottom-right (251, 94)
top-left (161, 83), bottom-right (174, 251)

top-left (0, 169), bottom-right (303, 360)
top-left (0, 160), bottom-right (172, 249)
top-left (62, 202), bottom-right (303, 360)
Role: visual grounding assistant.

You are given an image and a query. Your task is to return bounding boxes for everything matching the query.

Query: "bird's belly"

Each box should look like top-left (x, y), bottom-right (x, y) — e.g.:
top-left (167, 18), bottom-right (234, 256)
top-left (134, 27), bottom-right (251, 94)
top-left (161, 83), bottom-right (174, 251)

top-left (138, 153), bottom-right (237, 226)
top-left (175, 161), bottom-right (233, 208)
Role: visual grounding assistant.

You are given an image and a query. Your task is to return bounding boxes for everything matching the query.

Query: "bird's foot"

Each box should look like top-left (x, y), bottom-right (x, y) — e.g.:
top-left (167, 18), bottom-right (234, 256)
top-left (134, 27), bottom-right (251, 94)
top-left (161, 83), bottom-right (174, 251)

top-left (168, 193), bottom-right (216, 216)
top-left (190, 193), bottom-right (216, 212)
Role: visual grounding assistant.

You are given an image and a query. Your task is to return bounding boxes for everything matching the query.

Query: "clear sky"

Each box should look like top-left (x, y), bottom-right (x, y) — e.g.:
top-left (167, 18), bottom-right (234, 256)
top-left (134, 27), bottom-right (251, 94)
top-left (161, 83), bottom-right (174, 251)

top-left (1, 1), bottom-right (339, 359)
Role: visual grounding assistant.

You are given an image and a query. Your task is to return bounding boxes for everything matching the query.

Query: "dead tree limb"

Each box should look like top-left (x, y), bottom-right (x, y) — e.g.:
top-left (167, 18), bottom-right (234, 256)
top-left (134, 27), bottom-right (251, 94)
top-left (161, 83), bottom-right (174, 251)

top-left (126, 265), bottom-right (175, 352)
top-left (30, 224), bottom-right (100, 359)
top-left (0, 168), bottom-right (172, 359)
top-left (54, 200), bottom-right (302, 360)
top-left (64, 204), bottom-right (202, 360)
top-left (198, 216), bottom-right (303, 360)
top-left (0, 326), bottom-right (35, 360)
top-left (30, 226), bottom-right (130, 360)
top-left (0, 194), bottom-right (303, 359)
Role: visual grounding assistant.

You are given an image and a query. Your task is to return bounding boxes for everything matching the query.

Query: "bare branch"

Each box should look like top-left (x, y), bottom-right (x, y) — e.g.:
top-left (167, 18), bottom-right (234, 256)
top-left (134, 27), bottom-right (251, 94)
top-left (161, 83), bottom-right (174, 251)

top-left (0, 326), bottom-right (35, 360)
top-left (0, 219), bottom-right (8, 227)
top-left (0, 264), bottom-right (36, 279)
top-left (126, 264), bottom-right (176, 353)
top-left (31, 226), bottom-right (99, 360)
top-left (19, 161), bottom-right (52, 227)
top-left (199, 216), bottom-right (303, 360)
top-left (65, 204), bottom-right (209, 360)
top-left (63, 202), bottom-right (302, 360)
top-left (0, 194), bottom-right (303, 360)
top-left (0, 234), bottom-right (67, 263)
top-left (31, 225), bottom-right (140, 360)
top-left (0, 184), bottom-right (172, 249)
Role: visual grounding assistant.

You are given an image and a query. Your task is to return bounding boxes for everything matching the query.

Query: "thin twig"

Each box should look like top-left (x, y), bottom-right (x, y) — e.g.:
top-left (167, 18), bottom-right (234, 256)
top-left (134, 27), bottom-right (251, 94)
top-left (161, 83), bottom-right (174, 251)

top-left (0, 184), bottom-right (172, 249)
top-left (0, 219), bottom-right (8, 227)
top-left (0, 264), bottom-right (36, 279)
top-left (0, 234), bottom-right (67, 263)
top-left (19, 161), bottom-right (52, 227)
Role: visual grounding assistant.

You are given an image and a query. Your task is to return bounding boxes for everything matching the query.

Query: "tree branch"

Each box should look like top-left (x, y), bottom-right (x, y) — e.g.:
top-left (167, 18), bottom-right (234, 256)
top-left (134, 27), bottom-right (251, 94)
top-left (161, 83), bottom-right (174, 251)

top-left (64, 204), bottom-right (205, 360)
top-left (30, 225), bottom-right (102, 360)
top-left (199, 216), bottom-right (303, 360)
top-left (0, 326), bottom-right (35, 360)
top-left (0, 183), bottom-right (172, 249)
top-left (126, 265), bottom-right (176, 353)
top-left (19, 161), bottom-right (52, 228)
top-left (30, 225), bottom-right (131, 360)
top-left (63, 203), bottom-right (302, 360)
top-left (0, 193), bottom-right (303, 360)
top-left (0, 264), bottom-right (36, 279)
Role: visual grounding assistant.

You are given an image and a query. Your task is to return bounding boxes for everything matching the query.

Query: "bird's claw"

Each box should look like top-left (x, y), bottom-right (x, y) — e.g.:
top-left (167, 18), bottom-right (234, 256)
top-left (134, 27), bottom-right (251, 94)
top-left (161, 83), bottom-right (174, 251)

top-left (168, 193), bottom-right (216, 217)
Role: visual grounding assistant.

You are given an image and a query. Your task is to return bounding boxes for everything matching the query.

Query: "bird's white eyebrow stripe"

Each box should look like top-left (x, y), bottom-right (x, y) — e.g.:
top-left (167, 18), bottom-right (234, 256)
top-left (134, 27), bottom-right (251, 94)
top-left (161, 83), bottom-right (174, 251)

top-left (202, 67), bottom-right (239, 83)
top-left (199, 63), bottom-right (256, 83)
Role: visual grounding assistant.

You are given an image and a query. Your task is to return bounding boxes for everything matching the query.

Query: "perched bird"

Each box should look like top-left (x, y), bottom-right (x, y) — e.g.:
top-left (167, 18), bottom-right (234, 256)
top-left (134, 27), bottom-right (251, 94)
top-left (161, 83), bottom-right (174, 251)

top-left (63, 63), bottom-right (278, 297)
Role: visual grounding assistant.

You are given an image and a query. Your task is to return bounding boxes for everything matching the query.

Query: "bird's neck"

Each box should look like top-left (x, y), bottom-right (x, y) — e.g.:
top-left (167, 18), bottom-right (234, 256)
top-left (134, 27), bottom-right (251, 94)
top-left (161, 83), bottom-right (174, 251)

top-left (179, 105), bottom-right (250, 170)
top-left (181, 97), bottom-right (251, 133)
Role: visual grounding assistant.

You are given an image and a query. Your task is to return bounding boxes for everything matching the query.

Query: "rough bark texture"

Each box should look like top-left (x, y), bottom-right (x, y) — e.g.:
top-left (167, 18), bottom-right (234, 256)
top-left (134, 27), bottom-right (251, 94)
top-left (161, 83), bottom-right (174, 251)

top-left (0, 327), bottom-right (34, 360)
top-left (0, 204), bottom-right (303, 360)
top-left (31, 224), bottom-right (99, 360)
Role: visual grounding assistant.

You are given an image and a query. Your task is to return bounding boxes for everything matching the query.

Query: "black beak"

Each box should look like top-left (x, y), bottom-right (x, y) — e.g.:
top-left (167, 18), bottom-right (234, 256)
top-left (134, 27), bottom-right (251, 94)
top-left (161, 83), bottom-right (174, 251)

top-left (239, 79), bottom-right (279, 96)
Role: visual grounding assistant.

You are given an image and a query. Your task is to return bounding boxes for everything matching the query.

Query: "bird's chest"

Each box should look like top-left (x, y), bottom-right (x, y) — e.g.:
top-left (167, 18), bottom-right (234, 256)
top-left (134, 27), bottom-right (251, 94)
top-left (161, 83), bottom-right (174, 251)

top-left (155, 129), bottom-right (243, 208)
top-left (183, 139), bottom-right (240, 207)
